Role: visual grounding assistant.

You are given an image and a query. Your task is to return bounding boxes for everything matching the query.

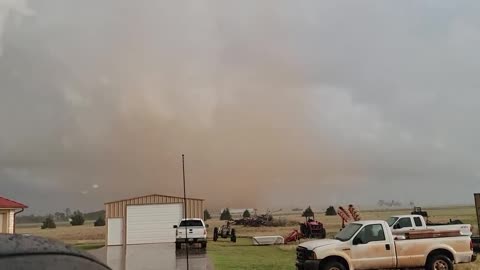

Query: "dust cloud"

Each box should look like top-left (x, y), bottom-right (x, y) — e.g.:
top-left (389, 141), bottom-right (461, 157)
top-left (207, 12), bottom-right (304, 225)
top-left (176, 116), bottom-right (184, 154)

top-left (2, 1), bottom-right (480, 213)
top-left (0, 0), bottom-right (365, 212)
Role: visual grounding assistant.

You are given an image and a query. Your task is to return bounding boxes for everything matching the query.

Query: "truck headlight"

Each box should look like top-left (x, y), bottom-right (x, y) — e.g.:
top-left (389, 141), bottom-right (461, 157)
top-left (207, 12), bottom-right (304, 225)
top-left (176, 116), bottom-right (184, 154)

top-left (306, 250), bottom-right (317, 260)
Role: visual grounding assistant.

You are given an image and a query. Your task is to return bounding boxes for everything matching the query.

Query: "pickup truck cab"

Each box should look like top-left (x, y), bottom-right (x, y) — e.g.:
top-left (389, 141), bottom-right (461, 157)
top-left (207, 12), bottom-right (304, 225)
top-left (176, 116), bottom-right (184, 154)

top-left (173, 218), bottom-right (207, 249)
top-left (387, 215), bottom-right (472, 236)
top-left (296, 220), bottom-right (475, 270)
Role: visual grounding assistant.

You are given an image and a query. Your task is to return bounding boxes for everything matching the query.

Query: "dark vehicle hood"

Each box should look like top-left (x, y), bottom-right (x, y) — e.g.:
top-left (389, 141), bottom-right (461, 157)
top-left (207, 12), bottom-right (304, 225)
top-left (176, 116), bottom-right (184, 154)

top-left (0, 233), bottom-right (109, 268)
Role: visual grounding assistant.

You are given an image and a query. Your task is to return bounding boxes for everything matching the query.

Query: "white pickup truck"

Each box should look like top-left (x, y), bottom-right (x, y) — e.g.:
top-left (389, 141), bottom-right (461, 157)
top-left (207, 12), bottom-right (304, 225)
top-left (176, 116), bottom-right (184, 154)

top-left (173, 218), bottom-right (208, 249)
top-left (296, 220), bottom-right (475, 270)
top-left (387, 214), bottom-right (472, 236)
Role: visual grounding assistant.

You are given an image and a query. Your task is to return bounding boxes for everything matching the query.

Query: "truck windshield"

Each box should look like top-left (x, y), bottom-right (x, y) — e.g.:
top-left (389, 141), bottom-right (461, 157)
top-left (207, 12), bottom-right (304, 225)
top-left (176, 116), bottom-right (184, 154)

top-left (386, 217), bottom-right (399, 226)
top-left (334, 223), bottom-right (362, 241)
top-left (179, 220), bottom-right (203, 227)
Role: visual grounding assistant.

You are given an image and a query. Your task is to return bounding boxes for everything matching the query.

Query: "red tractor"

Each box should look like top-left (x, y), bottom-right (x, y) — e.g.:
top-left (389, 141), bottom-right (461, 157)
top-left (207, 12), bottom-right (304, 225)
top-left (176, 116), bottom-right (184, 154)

top-left (300, 214), bottom-right (326, 239)
top-left (285, 214), bottom-right (326, 243)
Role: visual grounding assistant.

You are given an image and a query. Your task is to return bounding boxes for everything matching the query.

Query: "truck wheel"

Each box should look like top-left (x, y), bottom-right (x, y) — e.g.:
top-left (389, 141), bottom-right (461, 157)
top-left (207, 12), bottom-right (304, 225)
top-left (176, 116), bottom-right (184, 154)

top-left (322, 260), bottom-right (346, 270)
top-left (213, 227), bottom-right (219, 241)
top-left (426, 254), bottom-right (453, 270)
top-left (201, 242), bottom-right (207, 249)
top-left (320, 228), bottom-right (326, 239)
top-left (306, 227), bottom-right (312, 238)
top-left (300, 223), bottom-right (307, 235)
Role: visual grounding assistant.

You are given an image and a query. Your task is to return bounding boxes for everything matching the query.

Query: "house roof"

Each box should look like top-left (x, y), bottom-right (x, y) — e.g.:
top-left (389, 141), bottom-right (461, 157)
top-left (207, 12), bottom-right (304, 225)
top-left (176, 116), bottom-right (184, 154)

top-left (0, 196), bottom-right (28, 209)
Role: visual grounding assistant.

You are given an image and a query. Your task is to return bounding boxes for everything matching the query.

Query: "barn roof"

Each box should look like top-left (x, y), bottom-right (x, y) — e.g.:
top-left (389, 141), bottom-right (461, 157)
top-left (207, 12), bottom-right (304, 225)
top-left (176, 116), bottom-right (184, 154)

top-left (0, 196), bottom-right (28, 209)
top-left (104, 193), bottom-right (204, 205)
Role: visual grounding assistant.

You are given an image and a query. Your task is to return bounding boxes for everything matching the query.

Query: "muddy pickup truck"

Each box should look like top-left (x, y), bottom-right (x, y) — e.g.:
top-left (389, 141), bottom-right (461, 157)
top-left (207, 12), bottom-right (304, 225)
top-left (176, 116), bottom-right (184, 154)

top-left (386, 214), bottom-right (472, 236)
top-left (296, 220), bottom-right (475, 270)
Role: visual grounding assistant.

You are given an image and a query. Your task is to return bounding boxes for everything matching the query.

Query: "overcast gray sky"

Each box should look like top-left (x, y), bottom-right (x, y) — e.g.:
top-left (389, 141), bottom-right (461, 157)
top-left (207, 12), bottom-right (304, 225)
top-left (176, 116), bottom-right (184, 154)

top-left (1, 1), bottom-right (480, 214)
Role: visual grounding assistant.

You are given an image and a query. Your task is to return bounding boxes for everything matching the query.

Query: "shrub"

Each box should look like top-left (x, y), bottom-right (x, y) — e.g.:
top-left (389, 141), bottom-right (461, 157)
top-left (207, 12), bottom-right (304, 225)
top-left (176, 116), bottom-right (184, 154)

top-left (325, 206), bottom-right (337, 216)
top-left (302, 206), bottom-right (314, 218)
top-left (204, 209), bottom-right (211, 220)
top-left (243, 209), bottom-right (251, 218)
top-left (70, 210), bottom-right (85, 226)
top-left (94, 216), bottom-right (106, 227)
top-left (41, 216), bottom-right (56, 229)
top-left (220, 208), bottom-right (232, 220)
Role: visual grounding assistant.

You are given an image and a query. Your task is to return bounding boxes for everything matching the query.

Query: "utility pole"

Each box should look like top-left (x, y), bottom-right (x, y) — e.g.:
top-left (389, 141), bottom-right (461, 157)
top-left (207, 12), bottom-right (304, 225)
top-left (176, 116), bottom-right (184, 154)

top-left (182, 154), bottom-right (189, 270)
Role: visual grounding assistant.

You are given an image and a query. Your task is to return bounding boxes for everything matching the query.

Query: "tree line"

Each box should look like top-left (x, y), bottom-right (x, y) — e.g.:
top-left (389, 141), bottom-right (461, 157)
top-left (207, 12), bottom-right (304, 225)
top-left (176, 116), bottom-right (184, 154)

top-left (17, 209), bottom-right (106, 224)
top-left (17, 208), bottom-right (106, 229)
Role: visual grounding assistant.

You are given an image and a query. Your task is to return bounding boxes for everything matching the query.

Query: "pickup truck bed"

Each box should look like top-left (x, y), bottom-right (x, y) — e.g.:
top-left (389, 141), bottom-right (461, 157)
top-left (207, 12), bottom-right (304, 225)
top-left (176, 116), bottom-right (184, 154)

top-left (394, 236), bottom-right (473, 268)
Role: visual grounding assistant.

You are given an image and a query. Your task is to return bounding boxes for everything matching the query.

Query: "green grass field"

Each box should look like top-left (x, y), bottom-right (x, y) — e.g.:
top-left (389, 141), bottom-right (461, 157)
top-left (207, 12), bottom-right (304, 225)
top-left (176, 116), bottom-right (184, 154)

top-left (208, 238), bottom-right (295, 270)
top-left (208, 237), bottom-right (479, 270)
top-left (73, 243), bottom-right (105, 250)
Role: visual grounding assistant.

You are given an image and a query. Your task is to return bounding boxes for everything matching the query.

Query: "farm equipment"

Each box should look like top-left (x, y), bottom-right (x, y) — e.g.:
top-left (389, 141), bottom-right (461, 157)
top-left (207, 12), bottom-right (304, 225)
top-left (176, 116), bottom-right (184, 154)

top-left (284, 213), bottom-right (326, 244)
top-left (233, 210), bottom-right (276, 227)
top-left (300, 214), bottom-right (326, 239)
top-left (338, 204), bottom-right (361, 228)
top-left (411, 206), bottom-right (428, 218)
top-left (411, 206), bottom-right (463, 225)
top-left (284, 229), bottom-right (303, 243)
top-left (213, 221), bottom-right (236, 242)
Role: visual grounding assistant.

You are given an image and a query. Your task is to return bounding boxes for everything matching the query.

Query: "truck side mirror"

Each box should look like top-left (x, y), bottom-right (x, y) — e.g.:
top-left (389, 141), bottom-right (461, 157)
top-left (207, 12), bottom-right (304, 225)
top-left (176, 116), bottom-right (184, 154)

top-left (173, 225), bottom-right (178, 229)
top-left (352, 238), bottom-right (361, 245)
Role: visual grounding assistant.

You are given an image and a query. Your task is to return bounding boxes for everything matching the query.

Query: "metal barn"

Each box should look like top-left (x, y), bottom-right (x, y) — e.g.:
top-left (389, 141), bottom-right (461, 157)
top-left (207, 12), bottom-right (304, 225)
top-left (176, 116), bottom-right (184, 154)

top-left (105, 194), bottom-right (204, 246)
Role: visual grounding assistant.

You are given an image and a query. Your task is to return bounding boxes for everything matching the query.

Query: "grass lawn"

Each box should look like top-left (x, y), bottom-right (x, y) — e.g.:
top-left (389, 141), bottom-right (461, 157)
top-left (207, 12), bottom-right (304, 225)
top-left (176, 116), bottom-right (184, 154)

top-left (208, 238), bottom-right (479, 270)
top-left (208, 237), bottom-right (296, 270)
top-left (73, 243), bottom-right (105, 250)
top-left (16, 222), bottom-right (105, 245)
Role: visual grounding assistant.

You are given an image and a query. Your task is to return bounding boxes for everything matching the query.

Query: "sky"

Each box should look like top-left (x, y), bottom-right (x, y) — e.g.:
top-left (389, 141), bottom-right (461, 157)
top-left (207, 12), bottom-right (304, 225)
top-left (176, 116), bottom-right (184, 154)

top-left (1, 1), bottom-right (480, 214)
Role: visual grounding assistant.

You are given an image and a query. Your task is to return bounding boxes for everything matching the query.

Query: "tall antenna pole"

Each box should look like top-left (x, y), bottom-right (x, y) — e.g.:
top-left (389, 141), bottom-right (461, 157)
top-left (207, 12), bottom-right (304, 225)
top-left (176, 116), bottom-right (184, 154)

top-left (182, 154), bottom-right (189, 270)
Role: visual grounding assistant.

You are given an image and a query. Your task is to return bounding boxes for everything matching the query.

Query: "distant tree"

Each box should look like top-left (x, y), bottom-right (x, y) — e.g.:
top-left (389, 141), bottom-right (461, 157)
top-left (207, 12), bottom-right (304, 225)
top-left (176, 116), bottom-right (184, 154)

top-left (409, 201), bottom-right (415, 207)
top-left (70, 210), bottom-right (85, 226)
top-left (65, 208), bottom-right (72, 218)
top-left (220, 208), bottom-right (232, 221)
top-left (377, 200), bottom-right (385, 207)
top-left (94, 216), bottom-right (106, 227)
top-left (16, 214), bottom-right (45, 224)
top-left (302, 206), bottom-right (314, 218)
top-left (41, 216), bottom-right (56, 229)
top-left (84, 210), bottom-right (106, 221)
top-left (203, 209), bottom-right (211, 221)
top-left (325, 206), bottom-right (337, 216)
top-left (243, 209), bottom-right (251, 218)
top-left (378, 200), bottom-right (402, 208)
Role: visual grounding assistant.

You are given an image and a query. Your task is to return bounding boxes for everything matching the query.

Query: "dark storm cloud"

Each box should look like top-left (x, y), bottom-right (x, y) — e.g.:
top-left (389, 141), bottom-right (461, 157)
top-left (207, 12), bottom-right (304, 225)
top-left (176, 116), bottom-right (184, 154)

top-left (1, 0), bottom-right (480, 213)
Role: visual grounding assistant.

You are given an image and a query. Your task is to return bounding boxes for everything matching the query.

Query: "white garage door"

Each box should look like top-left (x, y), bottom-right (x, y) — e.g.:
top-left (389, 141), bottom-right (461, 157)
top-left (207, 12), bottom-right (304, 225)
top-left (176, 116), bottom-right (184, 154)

top-left (126, 204), bottom-right (183, 245)
top-left (107, 218), bottom-right (123, 246)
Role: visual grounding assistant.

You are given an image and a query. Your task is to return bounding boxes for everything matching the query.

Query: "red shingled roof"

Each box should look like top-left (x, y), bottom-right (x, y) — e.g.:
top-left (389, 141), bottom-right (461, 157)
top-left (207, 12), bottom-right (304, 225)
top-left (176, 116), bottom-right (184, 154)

top-left (0, 197), bottom-right (28, 209)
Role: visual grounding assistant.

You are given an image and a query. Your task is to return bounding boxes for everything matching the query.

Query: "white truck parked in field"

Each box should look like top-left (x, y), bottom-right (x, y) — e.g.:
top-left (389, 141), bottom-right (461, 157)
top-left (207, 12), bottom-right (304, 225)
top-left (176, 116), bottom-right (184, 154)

top-left (296, 220), bottom-right (475, 270)
top-left (386, 214), bottom-right (472, 236)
